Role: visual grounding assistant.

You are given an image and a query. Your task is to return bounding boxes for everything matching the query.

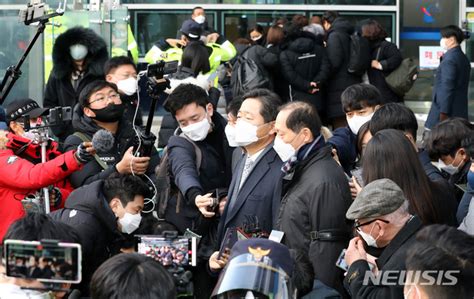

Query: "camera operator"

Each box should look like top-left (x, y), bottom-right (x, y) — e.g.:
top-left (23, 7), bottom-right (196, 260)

top-left (63, 80), bottom-right (160, 188)
top-left (0, 98), bottom-right (94, 241)
top-left (0, 213), bottom-right (81, 299)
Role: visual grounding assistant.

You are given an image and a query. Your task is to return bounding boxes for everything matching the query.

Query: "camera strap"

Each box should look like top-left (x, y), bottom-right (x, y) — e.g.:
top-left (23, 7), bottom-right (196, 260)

top-left (73, 132), bottom-right (108, 170)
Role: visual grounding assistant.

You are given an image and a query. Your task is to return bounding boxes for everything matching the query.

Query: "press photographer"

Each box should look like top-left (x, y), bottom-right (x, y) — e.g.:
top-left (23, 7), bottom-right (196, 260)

top-left (0, 98), bottom-right (94, 242)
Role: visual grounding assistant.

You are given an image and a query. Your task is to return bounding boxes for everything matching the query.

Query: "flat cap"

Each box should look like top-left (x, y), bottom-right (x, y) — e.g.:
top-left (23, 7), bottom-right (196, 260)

top-left (346, 178), bottom-right (407, 220)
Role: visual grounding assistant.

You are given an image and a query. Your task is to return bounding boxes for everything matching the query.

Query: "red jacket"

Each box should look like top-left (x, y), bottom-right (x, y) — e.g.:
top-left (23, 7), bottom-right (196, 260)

top-left (0, 148), bottom-right (82, 241)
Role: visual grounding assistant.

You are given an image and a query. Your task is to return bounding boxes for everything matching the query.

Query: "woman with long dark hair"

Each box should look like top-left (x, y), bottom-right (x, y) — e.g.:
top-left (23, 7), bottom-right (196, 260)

top-left (362, 129), bottom-right (457, 226)
top-left (166, 42), bottom-right (211, 93)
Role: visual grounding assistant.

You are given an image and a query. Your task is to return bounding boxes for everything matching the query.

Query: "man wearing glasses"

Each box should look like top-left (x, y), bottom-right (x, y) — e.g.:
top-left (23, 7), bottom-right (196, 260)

top-left (343, 178), bottom-right (423, 299)
top-left (63, 80), bottom-right (160, 188)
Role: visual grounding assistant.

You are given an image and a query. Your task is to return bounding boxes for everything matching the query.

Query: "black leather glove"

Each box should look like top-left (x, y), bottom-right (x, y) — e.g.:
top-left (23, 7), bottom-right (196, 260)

top-left (75, 142), bottom-right (94, 164)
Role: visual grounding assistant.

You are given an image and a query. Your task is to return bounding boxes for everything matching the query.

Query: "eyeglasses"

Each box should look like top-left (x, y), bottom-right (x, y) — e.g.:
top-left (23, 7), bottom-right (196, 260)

top-left (354, 218), bottom-right (389, 232)
top-left (88, 93), bottom-right (120, 105)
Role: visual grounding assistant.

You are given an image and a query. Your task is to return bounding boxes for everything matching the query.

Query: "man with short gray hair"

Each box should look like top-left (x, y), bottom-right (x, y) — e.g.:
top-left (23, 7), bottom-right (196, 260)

top-left (343, 178), bottom-right (423, 299)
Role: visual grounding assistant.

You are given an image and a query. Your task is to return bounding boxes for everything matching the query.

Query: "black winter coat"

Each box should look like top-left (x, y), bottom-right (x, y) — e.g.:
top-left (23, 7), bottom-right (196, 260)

top-left (368, 40), bottom-right (403, 103)
top-left (165, 112), bottom-right (233, 234)
top-left (44, 27), bottom-right (108, 141)
top-left (63, 105), bottom-right (160, 188)
top-left (275, 145), bottom-right (352, 296)
top-left (344, 216), bottom-right (423, 299)
top-left (326, 18), bottom-right (361, 119)
top-left (266, 44), bottom-right (289, 102)
top-left (280, 32), bottom-right (331, 113)
top-left (51, 180), bottom-right (123, 296)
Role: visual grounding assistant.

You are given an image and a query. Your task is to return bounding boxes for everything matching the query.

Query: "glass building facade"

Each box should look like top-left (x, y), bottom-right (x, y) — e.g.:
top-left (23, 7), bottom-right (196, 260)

top-left (0, 0), bottom-right (472, 120)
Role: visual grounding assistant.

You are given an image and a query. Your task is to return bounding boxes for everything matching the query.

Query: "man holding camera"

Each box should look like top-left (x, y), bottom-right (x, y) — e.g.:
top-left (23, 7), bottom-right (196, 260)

top-left (63, 80), bottom-right (160, 188)
top-left (0, 98), bottom-right (94, 241)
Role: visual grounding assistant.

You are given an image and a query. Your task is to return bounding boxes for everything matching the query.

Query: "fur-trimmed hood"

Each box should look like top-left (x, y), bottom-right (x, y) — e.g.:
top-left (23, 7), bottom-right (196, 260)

top-left (52, 26), bottom-right (108, 79)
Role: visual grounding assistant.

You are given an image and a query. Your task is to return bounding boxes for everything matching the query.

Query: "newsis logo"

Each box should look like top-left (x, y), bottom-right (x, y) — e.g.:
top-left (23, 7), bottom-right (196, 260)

top-left (363, 270), bottom-right (460, 286)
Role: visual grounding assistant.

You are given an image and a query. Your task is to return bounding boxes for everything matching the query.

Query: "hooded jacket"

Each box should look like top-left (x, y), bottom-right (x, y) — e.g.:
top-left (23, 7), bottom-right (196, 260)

top-left (63, 104), bottom-right (160, 188)
top-left (44, 27), bottom-right (108, 141)
top-left (325, 18), bottom-right (361, 119)
top-left (51, 179), bottom-right (122, 295)
top-left (280, 31), bottom-right (330, 112)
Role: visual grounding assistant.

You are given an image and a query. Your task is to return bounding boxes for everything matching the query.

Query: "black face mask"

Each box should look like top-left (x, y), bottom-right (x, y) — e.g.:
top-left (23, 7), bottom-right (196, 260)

top-left (90, 103), bottom-right (124, 123)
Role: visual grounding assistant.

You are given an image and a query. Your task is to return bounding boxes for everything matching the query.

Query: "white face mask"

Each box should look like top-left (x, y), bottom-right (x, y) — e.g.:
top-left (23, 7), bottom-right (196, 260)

top-left (438, 153), bottom-right (463, 175)
top-left (251, 35), bottom-right (263, 42)
top-left (225, 124), bottom-right (238, 147)
top-left (439, 38), bottom-right (448, 50)
top-left (273, 135), bottom-right (296, 162)
top-left (70, 44), bottom-right (88, 61)
top-left (117, 77), bottom-right (137, 96)
top-left (194, 15), bottom-right (206, 24)
top-left (347, 113), bottom-right (374, 135)
top-left (119, 212), bottom-right (142, 234)
top-left (181, 116), bottom-right (211, 141)
top-left (358, 223), bottom-right (379, 248)
top-left (234, 120), bottom-right (259, 147)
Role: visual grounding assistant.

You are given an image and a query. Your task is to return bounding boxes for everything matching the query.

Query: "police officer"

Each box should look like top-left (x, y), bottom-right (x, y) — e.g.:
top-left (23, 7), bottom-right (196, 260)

top-left (144, 19), bottom-right (236, 78)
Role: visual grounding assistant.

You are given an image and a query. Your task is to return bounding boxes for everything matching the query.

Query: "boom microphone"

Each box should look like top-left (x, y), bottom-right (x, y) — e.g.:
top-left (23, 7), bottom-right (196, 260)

top-left (91, 129), bottom-right (114, 154)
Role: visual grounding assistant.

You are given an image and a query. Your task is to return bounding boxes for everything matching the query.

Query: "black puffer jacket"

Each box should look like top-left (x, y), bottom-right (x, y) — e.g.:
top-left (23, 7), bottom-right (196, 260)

top-left (368, 39), bottom-right (403, 103)
top-left (280, 32), bottom-right (330, 113)
top-left (326, 18), bottom-right (361, 119)
top-left (51, 180), bottom-right (123, 296)
top-left (44, 27), bottom-right (108, 141)
top-left (63, 104), bottom-right (160, 188)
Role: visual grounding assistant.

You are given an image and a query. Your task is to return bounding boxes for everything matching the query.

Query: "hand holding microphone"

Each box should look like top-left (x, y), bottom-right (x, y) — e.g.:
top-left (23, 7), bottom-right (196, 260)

top-left (75, 129), bottom-right (114, 164)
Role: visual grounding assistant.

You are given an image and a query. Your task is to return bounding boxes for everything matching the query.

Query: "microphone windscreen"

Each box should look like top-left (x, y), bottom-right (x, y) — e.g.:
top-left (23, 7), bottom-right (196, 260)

top-left (92, 129), bottom-right (114, 154)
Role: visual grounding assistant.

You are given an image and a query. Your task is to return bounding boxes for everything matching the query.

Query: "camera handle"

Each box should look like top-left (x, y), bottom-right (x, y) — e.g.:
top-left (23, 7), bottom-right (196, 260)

top-left (38, 129), bottom-right (51, 213)
top-left (0, 4), bottom-right (65, 105)
top-left (132, 77), bottom-right (169, 157)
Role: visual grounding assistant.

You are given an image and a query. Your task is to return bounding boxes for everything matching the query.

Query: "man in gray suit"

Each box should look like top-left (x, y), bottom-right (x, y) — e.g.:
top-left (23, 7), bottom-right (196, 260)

top-left (217, 89), bottom-right (283, 247)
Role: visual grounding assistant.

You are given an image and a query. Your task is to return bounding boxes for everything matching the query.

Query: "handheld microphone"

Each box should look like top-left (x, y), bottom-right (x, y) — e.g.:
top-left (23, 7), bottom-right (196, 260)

top-left (91, 129), bottom-right (114, 154)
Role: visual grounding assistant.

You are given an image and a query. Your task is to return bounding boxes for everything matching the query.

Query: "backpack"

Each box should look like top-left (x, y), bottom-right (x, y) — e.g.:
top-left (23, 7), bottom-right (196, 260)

top-left (346, 32), bottom-right (371, 76)
top-left (155, 134), bottom-right (202, 219)
top-left (231, 46), bottom-right (271, 97)
top-left (385, 58), bottom-right (418, 97)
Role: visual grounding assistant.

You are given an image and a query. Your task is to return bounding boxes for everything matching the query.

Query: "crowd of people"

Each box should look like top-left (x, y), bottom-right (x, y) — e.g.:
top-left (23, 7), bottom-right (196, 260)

top-left (0, 6), bottom-right (473, 299)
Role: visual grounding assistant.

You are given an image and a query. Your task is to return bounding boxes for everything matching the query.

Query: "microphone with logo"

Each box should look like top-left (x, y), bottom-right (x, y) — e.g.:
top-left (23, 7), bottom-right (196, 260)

top-left (91, 129), bottom-right (114, 155)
